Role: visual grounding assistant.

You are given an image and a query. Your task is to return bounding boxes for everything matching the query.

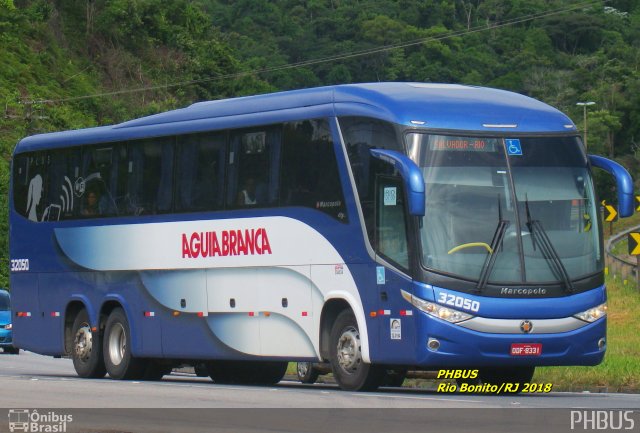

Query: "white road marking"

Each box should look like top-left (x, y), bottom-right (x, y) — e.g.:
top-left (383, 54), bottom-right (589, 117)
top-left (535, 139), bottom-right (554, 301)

top-left (353, 393), bottom-right (483, 404)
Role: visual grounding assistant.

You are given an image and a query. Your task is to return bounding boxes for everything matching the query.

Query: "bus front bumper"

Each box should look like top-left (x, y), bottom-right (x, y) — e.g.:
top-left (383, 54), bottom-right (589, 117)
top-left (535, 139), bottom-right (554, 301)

top-left (414, 314), bottom-right (606, 367)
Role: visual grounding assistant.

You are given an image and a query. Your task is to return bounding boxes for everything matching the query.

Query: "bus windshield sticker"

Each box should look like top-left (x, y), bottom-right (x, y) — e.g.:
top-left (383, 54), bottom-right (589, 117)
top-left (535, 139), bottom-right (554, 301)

top-left (390, 318), bottom-right (401, 340)
top-left (383, 187), bottom-right (397, 206)
top-left (376, 266), bottom-right (385, 284)
top-left (506, 138), bottom-right (523, 156)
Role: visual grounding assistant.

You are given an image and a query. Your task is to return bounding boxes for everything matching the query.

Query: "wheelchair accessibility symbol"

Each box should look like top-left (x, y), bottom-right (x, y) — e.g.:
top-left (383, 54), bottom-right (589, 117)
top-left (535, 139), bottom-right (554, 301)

top-left (506, 139), bottom-right (522, 156)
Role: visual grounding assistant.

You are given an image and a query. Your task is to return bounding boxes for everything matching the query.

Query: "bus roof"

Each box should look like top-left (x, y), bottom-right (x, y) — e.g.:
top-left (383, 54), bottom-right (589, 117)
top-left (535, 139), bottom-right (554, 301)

top-left (15, 82), bottom-right (576, 153)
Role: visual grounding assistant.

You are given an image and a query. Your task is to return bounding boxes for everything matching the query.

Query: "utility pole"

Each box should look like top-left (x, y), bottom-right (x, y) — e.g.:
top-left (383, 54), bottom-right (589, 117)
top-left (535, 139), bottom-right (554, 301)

top-left (576, 101), bottom-right (596, 148)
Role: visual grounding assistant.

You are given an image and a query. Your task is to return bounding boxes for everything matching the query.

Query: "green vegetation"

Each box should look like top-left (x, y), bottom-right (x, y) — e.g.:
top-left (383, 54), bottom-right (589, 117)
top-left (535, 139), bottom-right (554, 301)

top-left (1, 1), bottom-right (639, 290)
top-left (610, 208), bottom-right (640, 234)
top-left (1, 3), bottom-right (639, 392)
top-left (534, 276), bottom-right (640, 392)
top-left (609, 211), bottom-right (640, 256)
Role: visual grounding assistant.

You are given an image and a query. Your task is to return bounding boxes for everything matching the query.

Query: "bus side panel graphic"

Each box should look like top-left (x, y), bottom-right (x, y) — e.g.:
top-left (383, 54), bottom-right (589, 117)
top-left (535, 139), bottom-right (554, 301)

top-left (54, 216), bottom-right (369, 360)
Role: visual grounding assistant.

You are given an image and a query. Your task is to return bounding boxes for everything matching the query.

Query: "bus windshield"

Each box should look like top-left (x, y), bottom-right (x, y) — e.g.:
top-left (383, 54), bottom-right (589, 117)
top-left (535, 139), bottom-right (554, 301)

top-left (406, 133), bottom-right (602, 285)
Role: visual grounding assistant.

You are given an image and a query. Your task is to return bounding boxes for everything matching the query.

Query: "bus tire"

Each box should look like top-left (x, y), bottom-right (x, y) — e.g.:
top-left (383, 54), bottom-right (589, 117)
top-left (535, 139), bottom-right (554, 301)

top-left (207, 361), bottom-right (288, 385)
top-left (194, 363), bottom-right (209, 377)
top-left (329, 310), bottom-right (384, 391)
top-left (71, 309), bottom-right (106, 378)
top-left (296, 362), bottom-right (320, 384)
top-left (103, 308), bottom-right (145, 380)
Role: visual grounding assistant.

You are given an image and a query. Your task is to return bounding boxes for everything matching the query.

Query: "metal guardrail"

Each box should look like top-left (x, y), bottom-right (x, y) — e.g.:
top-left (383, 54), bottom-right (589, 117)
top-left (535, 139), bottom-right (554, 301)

top-left (605, 224), bottom-right (640, 285)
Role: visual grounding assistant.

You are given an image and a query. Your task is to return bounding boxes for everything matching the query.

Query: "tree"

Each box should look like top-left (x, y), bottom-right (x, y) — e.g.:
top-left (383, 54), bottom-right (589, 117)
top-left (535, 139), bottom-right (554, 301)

top-left (588, 109), bottom-right (622, 158)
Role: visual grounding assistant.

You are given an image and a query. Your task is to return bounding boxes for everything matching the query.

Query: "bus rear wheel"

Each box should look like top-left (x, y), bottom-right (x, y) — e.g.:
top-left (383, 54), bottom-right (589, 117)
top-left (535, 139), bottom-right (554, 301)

top-left (329, 310), bottom-right (384, 391)
top-left (296, 362), bottom-right (320, 384)
top-left (71, 310), bottom-right (106, 378)
top-left (103, 308), bottom-right (145, 380)
top-left (207, 361), bottom-right (288, 385)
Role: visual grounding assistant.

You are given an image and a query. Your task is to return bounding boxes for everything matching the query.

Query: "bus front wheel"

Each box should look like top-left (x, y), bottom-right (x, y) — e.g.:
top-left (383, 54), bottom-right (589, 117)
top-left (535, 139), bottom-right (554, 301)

top-left (329, 310), bottom-right (384, 391)
top-left (71, 310), bottom-right (106, 378)
top-left (103, 308), bottom-right (145, 380)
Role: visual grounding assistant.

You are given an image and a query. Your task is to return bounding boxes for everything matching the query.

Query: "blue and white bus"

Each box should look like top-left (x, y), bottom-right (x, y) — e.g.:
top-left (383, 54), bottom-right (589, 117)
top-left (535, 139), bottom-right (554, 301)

top-left (10, 83), bottom-right (634, 391)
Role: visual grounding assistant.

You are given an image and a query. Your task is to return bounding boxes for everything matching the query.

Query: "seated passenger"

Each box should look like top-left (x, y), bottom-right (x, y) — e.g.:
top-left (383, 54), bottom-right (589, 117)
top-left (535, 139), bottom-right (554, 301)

top-left (81, 190), bottom-right (101, 217)
top-left (237, 178), bottom-right (257, 206)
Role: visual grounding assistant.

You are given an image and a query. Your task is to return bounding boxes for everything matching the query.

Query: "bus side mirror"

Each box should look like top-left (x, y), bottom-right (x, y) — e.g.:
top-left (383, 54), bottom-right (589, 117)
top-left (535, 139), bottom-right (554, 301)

top-left (370, 149), bottom-right (425, 216)
top-left (588, 154), bottom-right (634, 218)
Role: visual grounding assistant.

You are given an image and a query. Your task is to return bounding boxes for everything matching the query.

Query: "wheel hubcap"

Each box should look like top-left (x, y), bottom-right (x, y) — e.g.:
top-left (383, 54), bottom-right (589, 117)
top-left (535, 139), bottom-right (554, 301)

top-left (108, 323), bottom-right (126, 366)
top-left (297, 362), bottom-right (310, 377)
top-left (337, 326), bottom-right (361, 372)
top-left (74, 325), bottom-right (92, 361)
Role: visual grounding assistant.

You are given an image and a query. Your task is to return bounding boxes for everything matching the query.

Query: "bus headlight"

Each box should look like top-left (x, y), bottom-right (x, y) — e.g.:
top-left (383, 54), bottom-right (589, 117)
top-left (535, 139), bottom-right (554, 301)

top-left (401, 290), bottom-right (473, 323)
top-left (573, 303), bottom-right (607, 323)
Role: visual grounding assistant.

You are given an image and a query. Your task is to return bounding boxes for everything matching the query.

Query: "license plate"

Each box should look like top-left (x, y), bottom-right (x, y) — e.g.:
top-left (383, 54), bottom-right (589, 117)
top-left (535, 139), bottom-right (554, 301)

top-left (510, 343), bottom-right (542, 356)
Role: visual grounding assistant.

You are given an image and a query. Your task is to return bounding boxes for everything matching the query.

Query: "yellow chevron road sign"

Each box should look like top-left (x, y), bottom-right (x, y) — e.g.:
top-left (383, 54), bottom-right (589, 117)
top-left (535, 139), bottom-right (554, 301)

top-left (629, 232), bottom-right (640, 256)
top-left (604, 204), bottom-right (618, 222)
top-left (636, 195), bottom-right (640, 212)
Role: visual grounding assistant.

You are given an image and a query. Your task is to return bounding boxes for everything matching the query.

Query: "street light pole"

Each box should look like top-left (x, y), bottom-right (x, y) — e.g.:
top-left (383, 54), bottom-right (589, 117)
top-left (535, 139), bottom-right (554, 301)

top-left (576, 101), bottom-right (596, 149)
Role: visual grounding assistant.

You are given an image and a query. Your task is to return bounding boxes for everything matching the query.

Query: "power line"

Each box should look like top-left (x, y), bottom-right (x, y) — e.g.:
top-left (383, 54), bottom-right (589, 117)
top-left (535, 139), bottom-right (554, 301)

top-left (25, 0), bottom-right (603, 105)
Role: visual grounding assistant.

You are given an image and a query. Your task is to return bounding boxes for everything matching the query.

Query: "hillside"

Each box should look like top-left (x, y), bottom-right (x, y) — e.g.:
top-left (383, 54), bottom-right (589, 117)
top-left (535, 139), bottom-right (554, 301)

top-left (1, 0), bottom-right (639, 286)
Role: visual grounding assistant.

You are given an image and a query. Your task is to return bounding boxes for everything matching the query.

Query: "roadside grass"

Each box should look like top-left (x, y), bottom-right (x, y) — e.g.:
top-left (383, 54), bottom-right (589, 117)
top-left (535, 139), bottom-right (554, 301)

top-left (534, 276), bottom-right (640, 392)
top-left (609, 211), bottom-right (640, 234)
top-left (611, 238), bottom-right (628, 257)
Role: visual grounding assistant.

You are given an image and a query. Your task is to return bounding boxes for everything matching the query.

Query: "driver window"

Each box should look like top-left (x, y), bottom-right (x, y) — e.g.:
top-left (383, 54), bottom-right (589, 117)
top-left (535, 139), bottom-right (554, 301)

top-left (376, 176), bottom-right (409, 270)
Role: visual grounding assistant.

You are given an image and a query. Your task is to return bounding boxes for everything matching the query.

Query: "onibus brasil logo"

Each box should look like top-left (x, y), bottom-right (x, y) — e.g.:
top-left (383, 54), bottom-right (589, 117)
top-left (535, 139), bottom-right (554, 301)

top-left (8, 409), bottom-right (72, 433)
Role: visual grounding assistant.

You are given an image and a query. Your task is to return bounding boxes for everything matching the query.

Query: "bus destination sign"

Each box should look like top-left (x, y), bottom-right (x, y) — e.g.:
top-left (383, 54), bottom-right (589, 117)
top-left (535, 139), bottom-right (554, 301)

top-left (430, 137), bottom-right (497, 152)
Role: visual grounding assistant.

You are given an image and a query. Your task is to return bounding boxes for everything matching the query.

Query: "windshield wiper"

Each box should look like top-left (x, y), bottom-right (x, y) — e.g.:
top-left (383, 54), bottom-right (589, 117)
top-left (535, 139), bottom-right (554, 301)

top-left (476, 198), bottom-right (509, 293)
top-left (525, 198), bottom-right (574, 293)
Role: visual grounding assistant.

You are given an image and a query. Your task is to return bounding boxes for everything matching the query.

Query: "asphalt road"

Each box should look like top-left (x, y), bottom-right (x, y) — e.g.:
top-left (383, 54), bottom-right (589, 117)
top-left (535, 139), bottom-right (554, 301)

top-left (0, 351), bottom-right (638, 433)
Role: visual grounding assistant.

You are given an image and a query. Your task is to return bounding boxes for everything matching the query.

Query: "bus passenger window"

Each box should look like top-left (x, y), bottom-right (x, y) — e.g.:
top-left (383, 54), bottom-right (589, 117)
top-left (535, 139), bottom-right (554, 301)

top-left (12, 154), bottom-right (30, 219)
top-left (21, 153), bottom-right (47, 222)
top-left (176, 132), bottom-right (225, 213)
top-left (127, 138), bottom-right (174, 215)
top-left (228, 128), bottom-right (281, 208)
top-left (280, 119), bottom-right (347, 221)
top-left (47, 148), bottom-right (81, 220)
top-left (81, 145), bottom-right (126, 217)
